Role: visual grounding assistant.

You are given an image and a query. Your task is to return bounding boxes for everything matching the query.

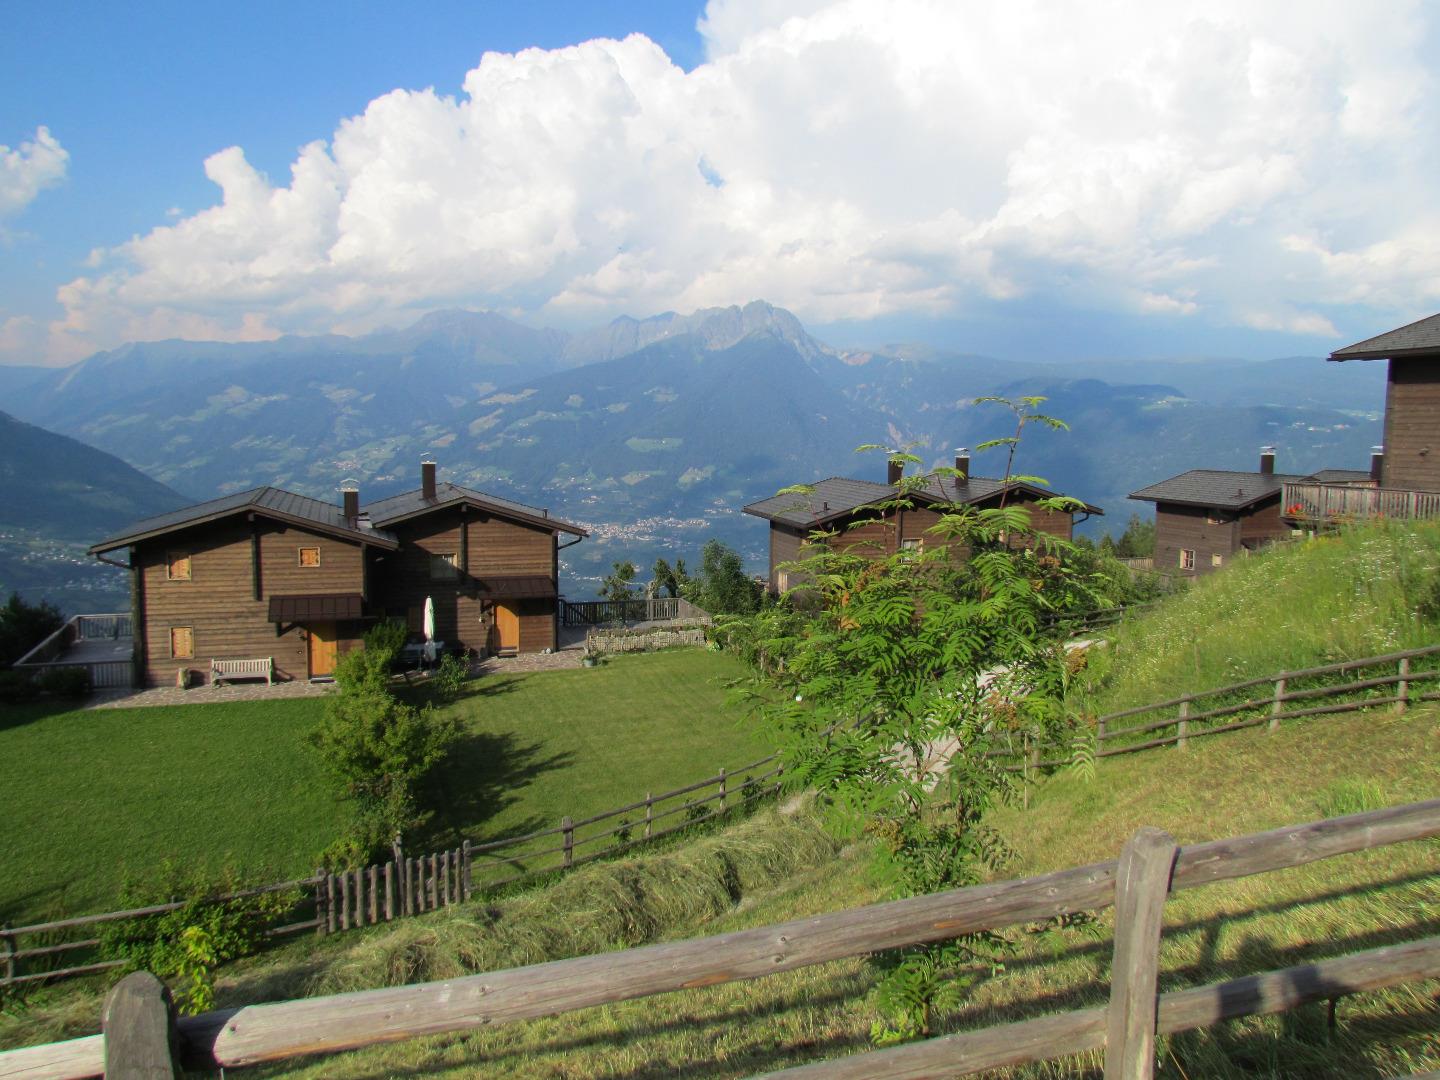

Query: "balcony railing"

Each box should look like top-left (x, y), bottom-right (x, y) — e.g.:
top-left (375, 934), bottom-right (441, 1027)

top-left (13, 612), bottom-right (135, 690)
top-left (1282, 482), bottom-right (1440, 523)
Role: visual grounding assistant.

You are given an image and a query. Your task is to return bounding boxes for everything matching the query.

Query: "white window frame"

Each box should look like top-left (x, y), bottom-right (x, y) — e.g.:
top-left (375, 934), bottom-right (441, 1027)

top-left (1179, 548), bottom-right (1196, 571)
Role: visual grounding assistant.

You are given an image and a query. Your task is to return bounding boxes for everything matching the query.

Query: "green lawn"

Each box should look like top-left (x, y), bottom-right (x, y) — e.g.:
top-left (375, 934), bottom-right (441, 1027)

top-left (0, 649), bottom-right (768, 926)
top-left (254, 703), bottom-right (1439, 1080)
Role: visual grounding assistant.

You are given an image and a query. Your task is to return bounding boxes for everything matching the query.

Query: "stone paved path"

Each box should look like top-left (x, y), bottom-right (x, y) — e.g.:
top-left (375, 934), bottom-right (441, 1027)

top-left (86, 679), bottom-right (337, 710)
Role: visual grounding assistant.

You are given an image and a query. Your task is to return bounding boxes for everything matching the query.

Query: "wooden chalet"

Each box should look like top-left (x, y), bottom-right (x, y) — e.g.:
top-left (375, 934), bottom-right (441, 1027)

top-left (362, 462), bottom-right (586, 659)
top-left (1282, 313), bottom-right (1440, 524)
top-left (87, 461), bottom-right (586, 687)
top-left (1130, 449), bottom-right (1371, 577)
top-left (743, 450), bottom-right (1102, 594)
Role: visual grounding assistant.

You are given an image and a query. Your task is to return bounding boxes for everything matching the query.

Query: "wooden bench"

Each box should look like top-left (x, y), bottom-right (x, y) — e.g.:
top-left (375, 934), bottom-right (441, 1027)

top-left (210, 657), bottom-right (274, 686)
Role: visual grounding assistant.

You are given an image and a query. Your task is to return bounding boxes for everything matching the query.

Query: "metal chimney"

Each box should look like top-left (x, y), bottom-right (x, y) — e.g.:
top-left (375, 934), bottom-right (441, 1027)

top-left (1259, 446), bottom-right (1276, 475)
top-left (1370, 445), bottom-right (1385, 484)
top-left (954, 447), bottom-right (970, 482)
top-left (340, 479), bottom-right (360, 524)
top-left (421, 458), bottom-right (437, 501)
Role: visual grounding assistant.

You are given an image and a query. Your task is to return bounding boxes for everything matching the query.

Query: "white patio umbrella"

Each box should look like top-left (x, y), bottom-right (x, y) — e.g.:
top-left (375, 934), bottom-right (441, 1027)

top-left (422, 596), bottom-right (437, 666)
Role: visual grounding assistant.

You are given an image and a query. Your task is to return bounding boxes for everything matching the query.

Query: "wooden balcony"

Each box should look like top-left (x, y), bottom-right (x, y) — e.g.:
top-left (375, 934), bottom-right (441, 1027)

top-left (1282, 482), bottom-right (1440, 524)
top-left (13, 613), bottom-right (135, 689)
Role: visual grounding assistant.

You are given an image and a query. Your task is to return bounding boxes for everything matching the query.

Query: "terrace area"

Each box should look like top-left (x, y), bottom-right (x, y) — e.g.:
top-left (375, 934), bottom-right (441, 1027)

top-left (13, 612), bottom-right (135, 689)
top-left (1281, 481), bottom-right (1440, 524)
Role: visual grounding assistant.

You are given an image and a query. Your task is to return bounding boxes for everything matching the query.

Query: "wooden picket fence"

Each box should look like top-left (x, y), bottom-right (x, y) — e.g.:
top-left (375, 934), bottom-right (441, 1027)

top-left (0, 755), bottom-right (782, 991)
top-left (6, 798), bottom-right (1437, 1080)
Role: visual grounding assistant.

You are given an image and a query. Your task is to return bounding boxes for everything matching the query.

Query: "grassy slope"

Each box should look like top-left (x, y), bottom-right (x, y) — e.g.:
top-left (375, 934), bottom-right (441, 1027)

top-left (4, 705), bottom-right (1435, 1074)
top-left (1076, 521), bottom-right (1440, 714)
top-left (0, 650), bottom-right (766, 925)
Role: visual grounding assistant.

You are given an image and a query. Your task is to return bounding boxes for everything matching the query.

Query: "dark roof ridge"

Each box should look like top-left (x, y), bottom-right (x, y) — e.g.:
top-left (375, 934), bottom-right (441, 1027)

top-left (1331, 312), bottom-right (1440, 360)
top-left (362, 481), bottom-right (587, 536)
top-left (90, 484), bottom-right (400, 555)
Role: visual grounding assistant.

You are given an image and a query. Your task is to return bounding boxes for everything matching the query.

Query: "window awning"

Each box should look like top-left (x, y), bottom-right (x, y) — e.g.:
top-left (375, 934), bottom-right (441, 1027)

top-left (268, 594), bottom-right (364, 622)
top-left (474, 575), bottom-right (556, 599)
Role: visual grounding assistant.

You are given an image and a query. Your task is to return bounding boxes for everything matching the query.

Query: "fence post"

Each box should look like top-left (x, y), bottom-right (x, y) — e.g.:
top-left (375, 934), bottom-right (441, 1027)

top-left (326, 873), bottom-right (338, 934)
top-left (1396, 657), bottom-right (1410, 715)
top-left (718, 768), bottom-right (727, 813)
top-left (1022, 732), bottom-right (1031, 810)
top-left (384, 862), bottom-right (394, 921)
top-left (562, 817), bottom-right (575, 868)
top-left (441, 851), bottom-right (451, 906)
top-left (1, 923), bottom-right (14, 983)
top-left (103, 970), bottom-right (181, 1079)
top-left (1270, 677), bottom-right (1286, 731)
top-left (1104, 826), bottom-right (1179, 1080)
top-left (644, 794), bottom-right (653, 839)
top-left (429, 854), bottom-right (439, 910)
top-left (1176, 696), bottom-right (1190, 750)
top-left (462, 840), bottom-right (472, 901)
top-left (368, 865), bottom-right (378, 924)
top-left (1097, 717), bottom-right (1107, 744)
top-left (404, 859), bottom-right (414, 916)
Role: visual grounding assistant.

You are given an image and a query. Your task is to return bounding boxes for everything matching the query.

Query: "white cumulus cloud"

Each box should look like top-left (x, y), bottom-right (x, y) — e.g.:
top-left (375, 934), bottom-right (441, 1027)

top-left (40, 0), bottom-right (1440, 361)
top-left (1, 126), bottom-right (68, 218)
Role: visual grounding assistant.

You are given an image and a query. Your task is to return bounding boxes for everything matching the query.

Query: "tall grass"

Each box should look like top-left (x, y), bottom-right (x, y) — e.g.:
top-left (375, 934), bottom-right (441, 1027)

top-left (1074, 521), bottom-right (1440, 714)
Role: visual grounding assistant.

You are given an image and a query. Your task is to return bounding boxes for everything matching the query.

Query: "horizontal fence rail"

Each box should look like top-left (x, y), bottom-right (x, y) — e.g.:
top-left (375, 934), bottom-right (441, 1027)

top-left (560, 597), bottom-right (712, 627)
top-left (0, 750), bottom-right (782, 991)
top-left (1282, 481), bottom-right (1440, 522)
top-left (999, 642), bottom-right (1440, 775)
top-left (5, 798), bottom-right (1435, 1079)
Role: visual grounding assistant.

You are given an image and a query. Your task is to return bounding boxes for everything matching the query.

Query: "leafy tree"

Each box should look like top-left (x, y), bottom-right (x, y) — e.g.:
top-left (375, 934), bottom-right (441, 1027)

top-left (731, 402), bottom-right (1102, 1041)
top-left (1114, 513), bottom-right (1157, 558)
top-left (0, 591), bottom-right (64, 668)
top-left (651, 557), bottom-right (690, 598)
top-left (600, 560), bottom-right (639, 603)
top-left (309, 620), bottom-right (462, 864)
top-left (688, 539), bottom-right (762, 615)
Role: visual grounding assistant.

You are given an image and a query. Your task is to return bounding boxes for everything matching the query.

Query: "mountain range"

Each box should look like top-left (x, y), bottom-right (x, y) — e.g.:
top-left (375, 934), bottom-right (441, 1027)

top-left (0, 301), bottom-right (1386, 595)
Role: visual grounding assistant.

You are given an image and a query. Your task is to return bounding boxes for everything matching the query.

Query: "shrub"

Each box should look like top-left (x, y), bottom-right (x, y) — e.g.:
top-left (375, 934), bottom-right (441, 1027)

top-left (36, 666), bottom-right (90, 698)
top-left (0, 669), bottom-right (38, 704)
top-left (0, 592), bottom-right (64, 668)
top-left (98, 862), bottom-right (296, 1015)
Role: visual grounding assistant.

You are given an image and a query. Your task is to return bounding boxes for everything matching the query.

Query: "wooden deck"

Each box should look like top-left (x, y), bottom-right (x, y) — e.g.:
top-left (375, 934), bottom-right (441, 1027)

top-left (13, 613), bottom-right (135, 689)
top-left (1281, 481), bottom-right (1440, 523)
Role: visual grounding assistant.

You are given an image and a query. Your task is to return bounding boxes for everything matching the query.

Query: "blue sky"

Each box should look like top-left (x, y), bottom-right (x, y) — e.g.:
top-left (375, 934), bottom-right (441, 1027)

top-left (3, 1), bottom-right (1438, 367)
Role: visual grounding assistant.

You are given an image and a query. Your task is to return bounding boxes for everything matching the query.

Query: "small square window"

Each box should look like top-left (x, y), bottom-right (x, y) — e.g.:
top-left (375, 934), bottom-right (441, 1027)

top-left (170, 626), bottom-right (194, 659)
top-left (900, 538), bottom-right (922, 552)
top-left (1179, 549), bottom-right (1196, 570)
top-left (166, 552), bottom-right (192, 581)
top-left (1211, 553), bottom-right (1223, 567)
top-left (1205, 512), bottom-right (1228, 525)
top-left (429, 552), bottom-right (460, 581)
top-left (298, 546), bottom-right (321, 567)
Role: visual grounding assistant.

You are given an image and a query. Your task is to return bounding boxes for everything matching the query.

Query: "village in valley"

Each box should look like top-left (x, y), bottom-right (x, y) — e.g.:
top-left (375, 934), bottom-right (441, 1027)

top-left (1, 5), bottom-right (1437, 1078)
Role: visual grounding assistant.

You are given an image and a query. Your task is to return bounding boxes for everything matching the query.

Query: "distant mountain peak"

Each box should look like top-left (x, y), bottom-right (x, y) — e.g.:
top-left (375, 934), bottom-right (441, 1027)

top-left (564, 299), bottom-right (831, 366)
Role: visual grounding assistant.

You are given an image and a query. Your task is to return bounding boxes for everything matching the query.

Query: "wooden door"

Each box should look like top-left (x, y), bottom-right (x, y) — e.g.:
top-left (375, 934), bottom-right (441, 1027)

top-left (308, 622), bottom-right (339, 677)
top-left (494, 603), bottom-right (519, 655)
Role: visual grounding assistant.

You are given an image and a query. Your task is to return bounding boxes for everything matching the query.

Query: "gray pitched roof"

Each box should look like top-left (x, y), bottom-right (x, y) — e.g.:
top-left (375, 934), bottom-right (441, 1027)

top-left (1305, 468), bottom-right (1372, 484)
top-left (362, 482), bottom-right (587, 536)
top-left (90, 486), bottom-right (400, 554)
top-left (1330, 313), bottom-right (1440, 360)
top-left (1128, 470), bottom-right (1304, 511)
top-left (743, 474), bottom-right (1101, 527)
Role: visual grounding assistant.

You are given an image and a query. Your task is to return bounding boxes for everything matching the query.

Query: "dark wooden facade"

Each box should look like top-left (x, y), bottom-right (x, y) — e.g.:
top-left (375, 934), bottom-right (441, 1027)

top-left (132, 518), bottom-right (370, 687)
top-left (96, 474), bottom-right (587, 686)
top-left (1381, 359), bottom-right (1440, 492)
top-left (374, 506), bottom-right (560, 657)
top-left (761, 490), bottom-right (1076, 593)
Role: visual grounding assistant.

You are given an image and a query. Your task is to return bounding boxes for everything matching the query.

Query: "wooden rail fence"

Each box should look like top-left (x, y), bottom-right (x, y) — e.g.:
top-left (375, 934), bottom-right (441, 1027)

top-left (1001, 642), bottom-right (1440, 776)
top-left (5, 798), bottom-right (1436, 1080)
top-left (0, 755), bottom-right (783, 991)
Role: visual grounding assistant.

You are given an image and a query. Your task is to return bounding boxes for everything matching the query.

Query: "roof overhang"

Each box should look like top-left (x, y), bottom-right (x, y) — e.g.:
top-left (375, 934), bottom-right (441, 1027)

top-left (473, 574), bottom-right (557, 599)
top-left (369, 495), bottom-right (587, 537)
top-left (89, 507), bottom-right (400, 556)
top-left (268, 593), bottom-right (365, 621)
top-left (744, 482), bottom-right (1101, 527)
top-left (1127, 491), bottom-right (1276, 512)
top-left (1328, 347), bottom-right (1440, 362)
